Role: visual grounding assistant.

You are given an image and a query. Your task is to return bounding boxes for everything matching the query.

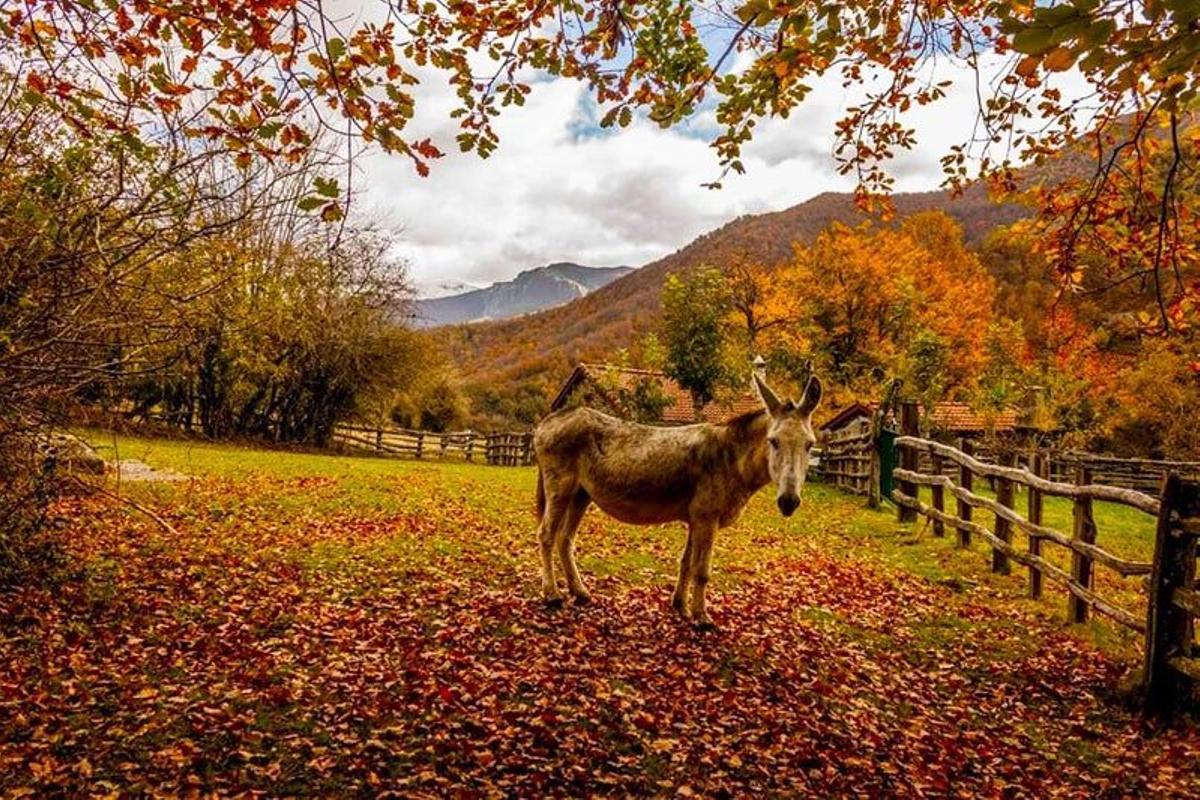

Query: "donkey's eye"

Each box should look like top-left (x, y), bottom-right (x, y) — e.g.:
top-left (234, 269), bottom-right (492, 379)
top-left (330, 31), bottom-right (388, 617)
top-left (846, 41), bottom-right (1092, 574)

top-left (768, 437), bottom-right (780, 450)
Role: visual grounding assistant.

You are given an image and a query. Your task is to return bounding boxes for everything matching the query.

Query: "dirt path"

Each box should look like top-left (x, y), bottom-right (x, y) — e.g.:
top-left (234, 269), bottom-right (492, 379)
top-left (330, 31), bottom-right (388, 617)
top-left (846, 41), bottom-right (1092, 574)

top-left (109, 458), bottom-right (190, 482)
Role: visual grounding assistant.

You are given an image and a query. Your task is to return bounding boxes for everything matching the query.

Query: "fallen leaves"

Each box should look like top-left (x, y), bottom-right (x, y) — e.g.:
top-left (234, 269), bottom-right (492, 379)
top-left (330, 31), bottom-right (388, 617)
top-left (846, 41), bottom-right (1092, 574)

top-left (1, 461), bottom-right (1199, 796)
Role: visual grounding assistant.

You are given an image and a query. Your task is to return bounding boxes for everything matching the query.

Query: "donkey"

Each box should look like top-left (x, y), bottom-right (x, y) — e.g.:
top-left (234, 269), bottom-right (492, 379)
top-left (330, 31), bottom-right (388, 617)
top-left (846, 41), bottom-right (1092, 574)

top-left (532, 373), bottom-right (822, 628)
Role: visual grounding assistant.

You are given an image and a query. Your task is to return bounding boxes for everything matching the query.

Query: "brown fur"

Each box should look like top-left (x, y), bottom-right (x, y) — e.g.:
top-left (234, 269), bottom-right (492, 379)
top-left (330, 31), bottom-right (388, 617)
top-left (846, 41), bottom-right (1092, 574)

top-left (531, 375), bottom-right (821, 627)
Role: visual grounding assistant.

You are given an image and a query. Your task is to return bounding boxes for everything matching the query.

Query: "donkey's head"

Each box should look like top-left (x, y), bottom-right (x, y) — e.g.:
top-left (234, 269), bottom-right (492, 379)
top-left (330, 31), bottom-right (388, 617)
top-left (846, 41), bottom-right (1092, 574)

top-left (753, 373), bottom-right (823, 517)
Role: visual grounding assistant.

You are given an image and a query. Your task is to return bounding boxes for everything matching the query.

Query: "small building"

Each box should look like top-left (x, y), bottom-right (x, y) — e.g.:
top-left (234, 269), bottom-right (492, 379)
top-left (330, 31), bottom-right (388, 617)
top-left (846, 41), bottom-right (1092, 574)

top-left (819, 402), bottom-right (875, 435)
top-left (550, 362), bottom-right (761, 424)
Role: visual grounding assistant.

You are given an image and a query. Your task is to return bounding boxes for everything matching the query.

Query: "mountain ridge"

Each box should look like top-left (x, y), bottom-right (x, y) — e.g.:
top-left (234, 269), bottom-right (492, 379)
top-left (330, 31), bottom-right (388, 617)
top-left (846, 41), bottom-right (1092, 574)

top-left (412, 262), bottom-right (633, 328)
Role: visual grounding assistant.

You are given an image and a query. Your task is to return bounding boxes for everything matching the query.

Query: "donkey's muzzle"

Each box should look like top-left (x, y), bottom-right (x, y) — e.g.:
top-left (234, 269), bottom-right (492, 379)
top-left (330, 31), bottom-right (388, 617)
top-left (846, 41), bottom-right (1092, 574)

top-left (777, 493), bottom-right (800, 517)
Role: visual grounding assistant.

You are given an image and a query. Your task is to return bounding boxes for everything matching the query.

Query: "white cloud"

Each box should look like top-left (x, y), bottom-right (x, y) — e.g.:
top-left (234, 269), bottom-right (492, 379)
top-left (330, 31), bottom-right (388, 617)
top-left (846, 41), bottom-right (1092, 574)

top-left (355, 51), bottom-right (1085, 294)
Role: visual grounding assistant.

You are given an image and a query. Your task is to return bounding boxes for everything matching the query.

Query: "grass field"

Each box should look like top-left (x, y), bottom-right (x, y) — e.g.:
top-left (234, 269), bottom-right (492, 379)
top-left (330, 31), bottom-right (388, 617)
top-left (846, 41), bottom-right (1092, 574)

top-left (2, 432), bottom-right (1199, 796)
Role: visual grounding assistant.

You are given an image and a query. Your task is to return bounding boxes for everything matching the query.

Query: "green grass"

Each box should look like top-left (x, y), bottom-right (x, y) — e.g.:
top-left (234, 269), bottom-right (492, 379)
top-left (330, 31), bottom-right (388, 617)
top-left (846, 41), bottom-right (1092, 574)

top-left (83, 428), bottom-right (1156, 656)
top-left (905, 477), bottom-right (1157, 656)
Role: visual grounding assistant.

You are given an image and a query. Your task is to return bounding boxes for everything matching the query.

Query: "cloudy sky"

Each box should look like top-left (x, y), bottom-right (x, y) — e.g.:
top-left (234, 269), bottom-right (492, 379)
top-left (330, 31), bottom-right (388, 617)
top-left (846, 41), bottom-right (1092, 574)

top-left (351, 47), bottom-right (1053, 296)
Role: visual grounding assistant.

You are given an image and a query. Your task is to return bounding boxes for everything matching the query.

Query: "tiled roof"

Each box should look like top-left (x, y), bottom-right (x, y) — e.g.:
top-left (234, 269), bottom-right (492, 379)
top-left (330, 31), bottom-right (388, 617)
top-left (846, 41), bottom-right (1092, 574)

top-left (818, 402), bottom-right (874, 432)
top-left (822, 400), bottom-right (1023, 434)
top-left (553, 362), bottom-right (761, 424)
top-left (929, 402), bottom-right (1021, 433)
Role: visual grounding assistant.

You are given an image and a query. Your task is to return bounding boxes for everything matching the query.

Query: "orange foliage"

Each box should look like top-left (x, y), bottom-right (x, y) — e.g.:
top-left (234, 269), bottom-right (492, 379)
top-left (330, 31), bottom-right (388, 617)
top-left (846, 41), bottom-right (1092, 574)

top-left (759, 211), bottom-right (996, 405)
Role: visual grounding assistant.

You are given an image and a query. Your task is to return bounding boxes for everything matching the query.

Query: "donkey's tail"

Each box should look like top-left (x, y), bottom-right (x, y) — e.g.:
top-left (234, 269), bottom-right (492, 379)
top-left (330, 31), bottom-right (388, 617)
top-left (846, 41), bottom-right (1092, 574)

top-left (535, 467), bottom-right (546, 521)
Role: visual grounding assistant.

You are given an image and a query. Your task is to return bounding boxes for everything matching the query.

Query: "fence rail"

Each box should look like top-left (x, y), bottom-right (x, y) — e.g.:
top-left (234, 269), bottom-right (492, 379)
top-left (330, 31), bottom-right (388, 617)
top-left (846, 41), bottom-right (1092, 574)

top-left (1054, 452), bottom-right (1200, 493)
top-left (893, 435), bottom-right (1156, 633)
top-left (332, 424), bottom-right (534, 466)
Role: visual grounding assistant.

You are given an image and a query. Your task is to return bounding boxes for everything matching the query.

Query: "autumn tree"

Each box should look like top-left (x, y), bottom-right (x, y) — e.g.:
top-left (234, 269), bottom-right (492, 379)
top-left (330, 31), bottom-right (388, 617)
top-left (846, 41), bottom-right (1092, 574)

top-left (660, 267), bottom-right (733, 418)
top-left (762, 212), bottom-right (996, 407)
top-left (9, 1), bottom-right (1197, 322)
top-left (725, 257), bottom-right (796, 350)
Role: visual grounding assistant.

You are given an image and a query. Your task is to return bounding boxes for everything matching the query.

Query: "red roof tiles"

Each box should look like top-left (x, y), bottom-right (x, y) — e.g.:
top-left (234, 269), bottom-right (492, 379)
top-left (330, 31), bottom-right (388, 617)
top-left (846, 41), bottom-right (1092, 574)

top-left (821, 400), bottom-right (1023, 434)
top-left (929, 402), bottom-right (1021, 433)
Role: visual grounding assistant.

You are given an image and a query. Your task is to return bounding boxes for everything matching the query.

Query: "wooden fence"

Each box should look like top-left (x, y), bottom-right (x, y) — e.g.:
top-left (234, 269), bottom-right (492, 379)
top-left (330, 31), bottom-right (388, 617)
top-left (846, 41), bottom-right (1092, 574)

top-left (1054, 452), bottom-right (1200, 494)
top-left (332, 424), bottom-right (534, 467)
top-left (817, 419), bottom-right (873, 495)
top-left (892, 435), bottom-right (1200, 715)
top-left (902, 447), bottom-right (1200, 495)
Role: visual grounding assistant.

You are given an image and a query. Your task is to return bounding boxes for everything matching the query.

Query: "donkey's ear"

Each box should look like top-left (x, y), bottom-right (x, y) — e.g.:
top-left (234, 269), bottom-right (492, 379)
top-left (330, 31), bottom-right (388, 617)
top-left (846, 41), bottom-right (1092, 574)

top-left (796, 375), bottom-right (823, 415)
top-left (752, 373), bottom-right (785, 417)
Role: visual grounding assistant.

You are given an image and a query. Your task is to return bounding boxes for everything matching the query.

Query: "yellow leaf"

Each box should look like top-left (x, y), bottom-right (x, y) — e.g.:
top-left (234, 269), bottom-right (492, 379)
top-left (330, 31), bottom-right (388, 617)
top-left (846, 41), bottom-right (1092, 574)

top-left (1043, 46), bottom-right (1075, 72)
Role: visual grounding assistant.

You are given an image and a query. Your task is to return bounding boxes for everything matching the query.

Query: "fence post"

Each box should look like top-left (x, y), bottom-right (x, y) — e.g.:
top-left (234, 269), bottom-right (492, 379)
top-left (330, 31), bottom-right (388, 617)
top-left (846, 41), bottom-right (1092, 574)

top-left (897, 401), bottom-right (919, 523)
top-left (930, 452), bottom-right (945, 537)
top-left (415, 432), bottom-right (424, 459)
top-left (375, 426), bottom-right (383, 454)
top-left (868, 420), bottom-right (882, 509)
top-left (956, 437), bottom-right (974, 548)
top-left (465, 433), bottom-right (475, 461)
top-left (1027, 454), bottom-right (1046, 599)
top-left (993, 455), bottom-right (1014, 574)
top-left (1068, 466), bottom-right (1096, 624)
top-left (1144, 475), bottom-right (1200, 716)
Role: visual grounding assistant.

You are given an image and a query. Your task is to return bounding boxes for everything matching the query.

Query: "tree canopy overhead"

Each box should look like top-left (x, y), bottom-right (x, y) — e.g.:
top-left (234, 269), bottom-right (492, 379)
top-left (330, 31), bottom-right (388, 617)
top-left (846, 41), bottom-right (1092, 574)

top-left (7, 0), bottom-right (1199, 328)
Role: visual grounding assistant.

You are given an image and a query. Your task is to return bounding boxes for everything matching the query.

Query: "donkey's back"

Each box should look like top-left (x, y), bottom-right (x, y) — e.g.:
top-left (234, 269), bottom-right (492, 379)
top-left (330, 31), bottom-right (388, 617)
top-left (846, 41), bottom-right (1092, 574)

top-left (534, 406), bottom-right (717, 525)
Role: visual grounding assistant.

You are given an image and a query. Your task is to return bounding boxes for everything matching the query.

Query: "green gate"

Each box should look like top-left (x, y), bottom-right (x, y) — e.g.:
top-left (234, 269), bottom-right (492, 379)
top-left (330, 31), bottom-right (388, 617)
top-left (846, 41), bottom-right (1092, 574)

top-left (878, 425), bottom-right (898, 502)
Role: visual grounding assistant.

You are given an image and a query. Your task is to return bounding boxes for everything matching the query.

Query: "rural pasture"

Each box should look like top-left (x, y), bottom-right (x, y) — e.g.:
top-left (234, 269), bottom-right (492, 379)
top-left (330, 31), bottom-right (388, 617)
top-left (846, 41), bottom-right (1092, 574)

top-left (3, 434), bottom-right (1200, 796)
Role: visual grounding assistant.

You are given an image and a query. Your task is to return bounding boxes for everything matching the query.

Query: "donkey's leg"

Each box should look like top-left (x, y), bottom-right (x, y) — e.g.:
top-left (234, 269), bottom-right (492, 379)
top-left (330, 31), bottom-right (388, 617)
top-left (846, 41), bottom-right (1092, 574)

top-left (688, 521), bottom-right (717, 629)
top-left (556, 490), bottom-right (592, 603)
top-left (671, 526), bottom-right (694, 618)
top-left (539, 487), bottom-right (573, 607)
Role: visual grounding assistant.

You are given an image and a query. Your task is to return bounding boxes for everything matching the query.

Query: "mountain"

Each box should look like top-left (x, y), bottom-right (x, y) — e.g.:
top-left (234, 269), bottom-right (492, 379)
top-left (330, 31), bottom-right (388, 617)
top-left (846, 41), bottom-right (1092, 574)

top-left (443, 184), bottom-right (1027, 397)
top-left (412, 263), bottom-right (634, 327)
top-left (420, 280), bottom-right (482, 299)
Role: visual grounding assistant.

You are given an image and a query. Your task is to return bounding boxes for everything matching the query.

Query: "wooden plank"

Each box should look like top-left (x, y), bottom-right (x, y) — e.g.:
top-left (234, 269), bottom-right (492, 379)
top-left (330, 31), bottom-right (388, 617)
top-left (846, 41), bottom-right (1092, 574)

top-left (930, 452), bottom-right (945, 538)
top-left (1168, 656), bottom-right (1200, 682)
top-left (1172, 587), bottom-right (1200, 617)
top-left (895, 436), bottom-right (1161, 515)
top-left (1068, 467), bottom-right (1096, 625)
top-left (994, 456), bottom-right (1014, 575)
top-left (897, 402), bottom-right (919, 523)
top-left (1028, 454), bottom-right (1045, 599)
top-left (956, 437), bottom-right (973, 549)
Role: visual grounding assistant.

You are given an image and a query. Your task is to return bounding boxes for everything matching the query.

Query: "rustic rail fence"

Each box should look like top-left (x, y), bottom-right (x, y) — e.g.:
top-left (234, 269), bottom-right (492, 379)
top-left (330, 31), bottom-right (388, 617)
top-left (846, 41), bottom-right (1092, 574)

top-left (1054, 453), bottom-right (1200, 494)
top-left (817, 419), bottom-right (873, 495)
top-left (888, 446), bottom-right (1200, 496)
top-left (891, 435), bottom-right (1200, 715)
top-left (332, 424), bottom-right (534, 467)
top-left (922, 450), bottom-right (1200, 492)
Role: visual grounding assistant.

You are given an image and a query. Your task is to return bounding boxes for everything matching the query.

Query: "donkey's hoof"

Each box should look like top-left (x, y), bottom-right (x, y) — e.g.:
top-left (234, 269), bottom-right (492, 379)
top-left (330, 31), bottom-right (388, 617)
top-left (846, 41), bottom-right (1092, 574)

top-left (543, 596), bottom-right (565, 610)
top-left (693, 619), bottom-right (718, 632)
top-left (572, 592), bottom-right (592, 606)
top-left (671, 595), bottom-right (689, 618)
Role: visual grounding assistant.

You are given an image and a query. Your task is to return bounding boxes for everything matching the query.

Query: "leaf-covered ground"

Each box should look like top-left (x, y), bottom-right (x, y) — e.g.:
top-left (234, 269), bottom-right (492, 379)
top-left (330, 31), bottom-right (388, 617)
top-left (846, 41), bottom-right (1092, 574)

top-left (2, 435), bottom-right (1199, 797)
